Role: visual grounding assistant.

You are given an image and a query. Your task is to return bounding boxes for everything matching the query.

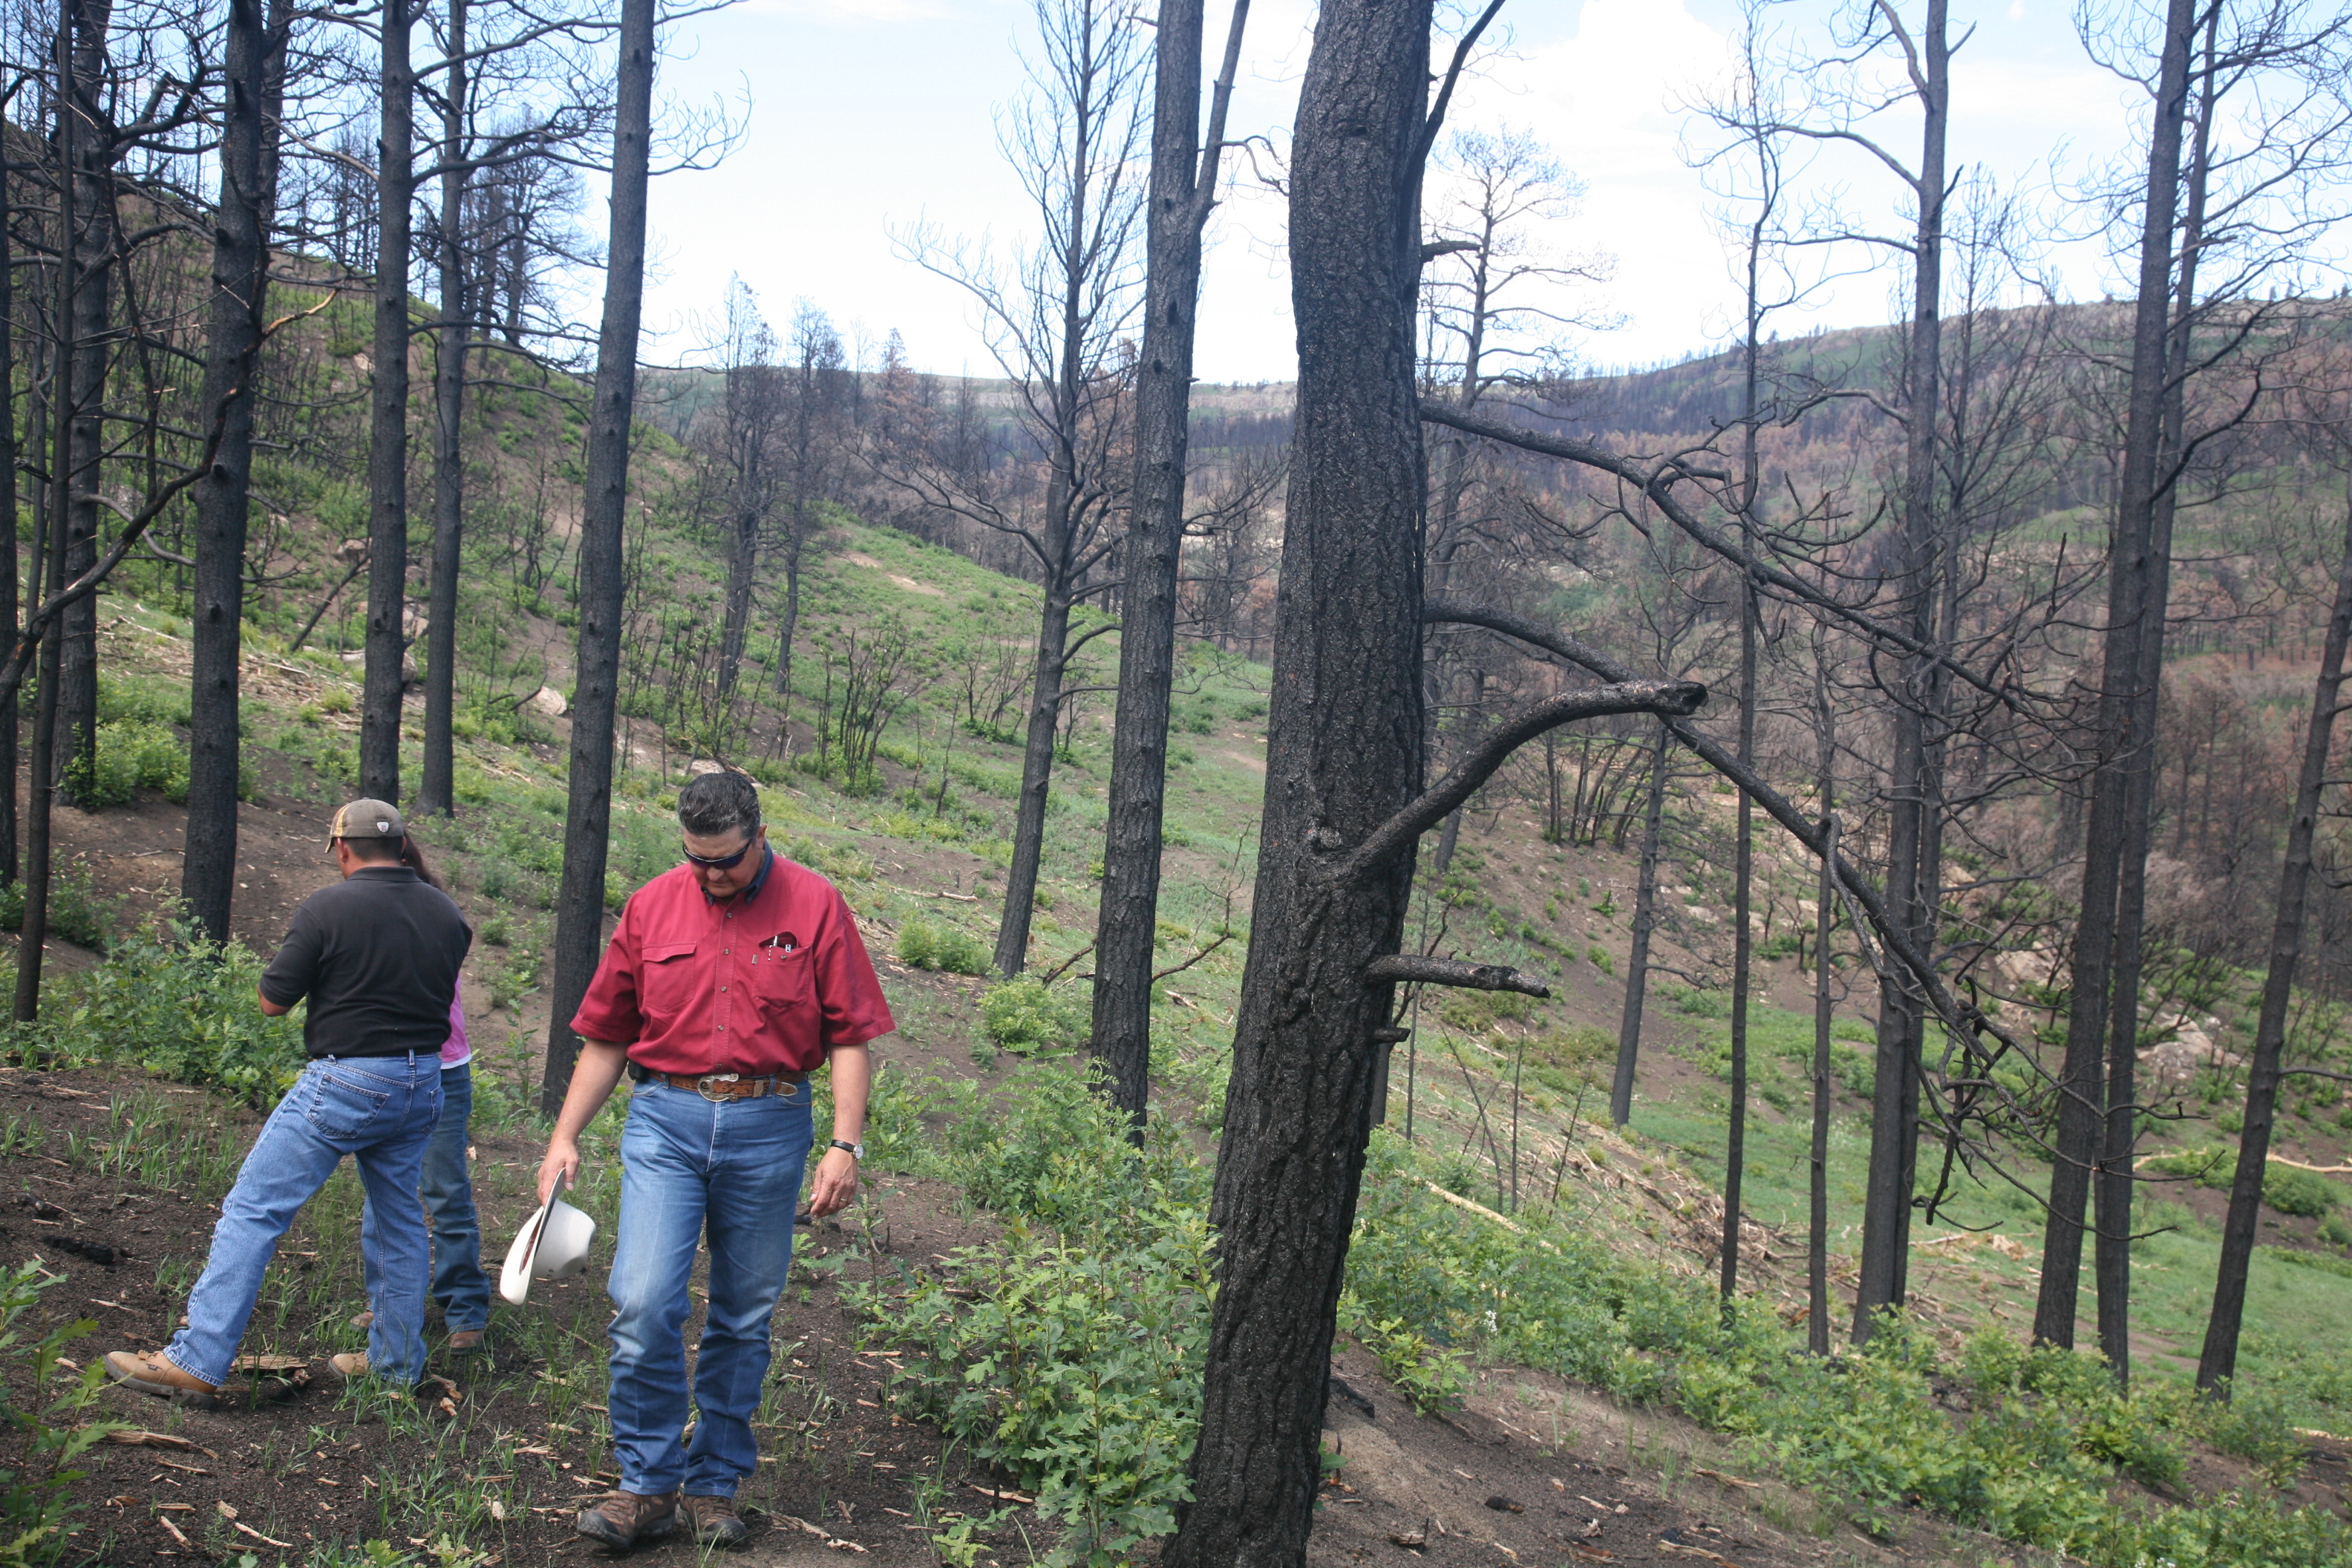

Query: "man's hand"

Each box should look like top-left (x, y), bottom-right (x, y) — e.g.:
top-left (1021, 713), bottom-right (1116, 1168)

top-left (535, 1038), bottom-right (630, 1206)
top-left (807, 1147), bottom-right (858, 1218)
top-left (538, 1137), bottom-right (581, 1206)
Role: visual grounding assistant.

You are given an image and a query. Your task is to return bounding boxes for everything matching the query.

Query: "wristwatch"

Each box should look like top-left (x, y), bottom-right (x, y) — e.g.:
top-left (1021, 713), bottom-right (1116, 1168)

top-left (829, 1139), bottom-right (863, 1160)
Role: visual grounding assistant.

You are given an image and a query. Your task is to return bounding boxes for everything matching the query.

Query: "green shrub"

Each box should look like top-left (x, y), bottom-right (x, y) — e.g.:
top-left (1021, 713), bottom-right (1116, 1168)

top-left (0, 1259), bottom-right (124, 1565)
top-left (4, 921), bottom-right (306, 1104)
top-left (980, 976), bottom-right (1088, 1054)
top-left (0, 869), bottom-right (124, 953)
top-left (2146, 1145), bottom-right (2236, 1189)
top-left (2193, 1383), bottom-right (2307, 1483)
top-left (72, 718), bottom-right (192, 806)
top-left (851, 1066), bottom-right (1209, 1567)
top-left (2264, 1164), bottom-right (2342, 1218)
top-left (897, 918), bottom-right (991, 976)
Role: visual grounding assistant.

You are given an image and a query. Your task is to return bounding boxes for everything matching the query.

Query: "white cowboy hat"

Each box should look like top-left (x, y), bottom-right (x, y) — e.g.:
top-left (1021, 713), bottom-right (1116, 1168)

top-left (500, 1172), bottom-right (597, 1305)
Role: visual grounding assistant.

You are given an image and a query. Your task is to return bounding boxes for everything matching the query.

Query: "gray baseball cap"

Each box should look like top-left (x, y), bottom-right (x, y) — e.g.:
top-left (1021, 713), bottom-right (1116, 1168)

top-left (330, 798), bottom-right (405, 840)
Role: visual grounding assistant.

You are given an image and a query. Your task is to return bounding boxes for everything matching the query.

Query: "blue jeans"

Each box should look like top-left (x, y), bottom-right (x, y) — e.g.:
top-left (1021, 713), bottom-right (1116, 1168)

top-left (607, 1079), bottom-right (813, 1497)
top-left (359, 1062), bottom-right (491, 1333)
top-left (166, 1054), bottom-right (442, 1388)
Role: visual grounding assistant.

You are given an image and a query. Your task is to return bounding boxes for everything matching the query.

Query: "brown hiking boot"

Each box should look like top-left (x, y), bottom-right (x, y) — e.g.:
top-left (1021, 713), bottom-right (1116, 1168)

top-left (103, 1350), bottom-right (219, 1399)
top-left (576, 1489), bottom-right (679, 1549)
top-left (680, 1494), bottom-right (750, 1549)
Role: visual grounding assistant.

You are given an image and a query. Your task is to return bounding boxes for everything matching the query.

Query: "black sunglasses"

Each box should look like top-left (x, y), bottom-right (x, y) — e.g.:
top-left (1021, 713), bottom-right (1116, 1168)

top-left (681, 835), bottom-right (757, 870)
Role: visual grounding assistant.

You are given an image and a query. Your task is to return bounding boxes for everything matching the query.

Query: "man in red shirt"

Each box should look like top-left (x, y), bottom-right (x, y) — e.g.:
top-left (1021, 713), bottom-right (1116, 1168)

top-left (538, 769), bottom-right (893, 1550)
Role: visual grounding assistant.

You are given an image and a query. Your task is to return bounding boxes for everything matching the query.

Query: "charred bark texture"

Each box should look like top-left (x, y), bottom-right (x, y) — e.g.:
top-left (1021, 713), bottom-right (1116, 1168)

top-left (362, 0), bottom-right (416, 802)
top-left (543, 0), bottom-right (653, 1113)
top-left (1163, 1), bottom-right (1431, 1561)
top-left (2197, 471), bottom-right (2352, 1393)
top-left (1091, 0), bottom-right (1248, 1127)
top-left (2034, 0), bottom-right (2195, 1351)
top-left (183, 0), bottom-right (283, 939)
top-left (1612, 725), bottom-right (1670, 1128)
top-left (418, 0), bottom-right (469, 817)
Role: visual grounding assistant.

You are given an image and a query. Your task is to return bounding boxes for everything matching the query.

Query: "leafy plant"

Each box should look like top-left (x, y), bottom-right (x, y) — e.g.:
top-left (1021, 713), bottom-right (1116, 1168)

top-left (851, 1065), bottom-right (1211, 1567)
top-left (898, 918), bottom-right (992, 977)
top-left (2263, 1164), bottom-right (2342, 1218)
top-left (4, 918), bottom-right (306, 1103)
top-left (0, 1260), bottom-right (125, 1565)
top-left (979, 976), bottom-right (1088, 1055)
top-left (0, 869), bottom-right (125, 955)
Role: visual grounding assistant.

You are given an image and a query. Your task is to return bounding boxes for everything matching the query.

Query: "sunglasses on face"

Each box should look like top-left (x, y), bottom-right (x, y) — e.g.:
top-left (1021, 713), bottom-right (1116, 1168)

top-left (682, 837), bottom-right (757, 871)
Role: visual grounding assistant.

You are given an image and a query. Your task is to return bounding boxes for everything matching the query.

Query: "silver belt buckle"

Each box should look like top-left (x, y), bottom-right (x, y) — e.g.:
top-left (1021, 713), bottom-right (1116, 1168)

top-left (699, 1072), bottom-right (739, 1102)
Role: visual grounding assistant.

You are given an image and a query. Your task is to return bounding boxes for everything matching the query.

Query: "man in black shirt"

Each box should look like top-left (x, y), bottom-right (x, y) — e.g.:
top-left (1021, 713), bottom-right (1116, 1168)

top-left (104, 800), bottom-right (472, 1400)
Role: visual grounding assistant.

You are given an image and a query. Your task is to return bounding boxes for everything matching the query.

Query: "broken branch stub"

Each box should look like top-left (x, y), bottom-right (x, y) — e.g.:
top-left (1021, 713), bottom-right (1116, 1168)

top-left (1362, 955), bottom-right (1551, 999)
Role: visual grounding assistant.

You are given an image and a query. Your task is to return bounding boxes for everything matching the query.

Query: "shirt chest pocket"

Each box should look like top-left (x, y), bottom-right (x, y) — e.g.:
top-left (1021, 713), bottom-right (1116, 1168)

top-left (638, 941), bottom-right (699, 1022)
top-left (743, 941), bottom-right (812, 1013)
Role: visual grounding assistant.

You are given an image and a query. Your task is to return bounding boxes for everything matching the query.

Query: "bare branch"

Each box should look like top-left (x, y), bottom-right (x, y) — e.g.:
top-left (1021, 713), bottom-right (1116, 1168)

top-left (1363, 955), bottom-right (1550, 999)
top-left (1339, 679), bottom-right (1705, 882)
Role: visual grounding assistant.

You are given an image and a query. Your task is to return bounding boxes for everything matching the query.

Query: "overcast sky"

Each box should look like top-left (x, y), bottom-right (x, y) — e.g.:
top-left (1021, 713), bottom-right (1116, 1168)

top-left (630, 0), bottom-right (2152, 381)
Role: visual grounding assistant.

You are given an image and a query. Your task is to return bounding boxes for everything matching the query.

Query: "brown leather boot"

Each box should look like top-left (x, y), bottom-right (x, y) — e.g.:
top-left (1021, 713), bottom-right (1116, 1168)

top-left (576, 1489), bottom-right (679, 1549)
top-left (102, 1350), bottom-right (219, 1399)
top-left (680, 1494), bottom-right (750, 1549)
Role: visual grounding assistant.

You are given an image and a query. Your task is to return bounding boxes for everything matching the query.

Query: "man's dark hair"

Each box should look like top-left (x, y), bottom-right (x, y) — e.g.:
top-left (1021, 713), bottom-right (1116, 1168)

top-left (337, 835), bottom-right (404, 863)
top-left (678, 769), bottom-right (762, 840)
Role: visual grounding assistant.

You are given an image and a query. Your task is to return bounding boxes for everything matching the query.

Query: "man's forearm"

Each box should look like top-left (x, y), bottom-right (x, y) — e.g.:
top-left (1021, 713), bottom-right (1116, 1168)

top-left (828, 1044), bottom-right (872, 1145)
top-left (552, 1038), bottom-right (631, 1146)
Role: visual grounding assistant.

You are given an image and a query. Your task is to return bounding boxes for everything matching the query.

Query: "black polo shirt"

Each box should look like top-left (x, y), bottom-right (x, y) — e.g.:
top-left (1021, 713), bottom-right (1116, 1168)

top-left (260, 865), bottom-right (474, 1059)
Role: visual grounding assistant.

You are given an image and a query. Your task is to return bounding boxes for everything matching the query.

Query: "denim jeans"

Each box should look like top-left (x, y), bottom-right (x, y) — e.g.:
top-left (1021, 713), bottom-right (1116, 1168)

top-left (359, 1062), bottom-right (491, 1333)
top-left (165, 1054), bottom-right (442, 1388)
top-left (606, 1078), bottom-right (813, 1497)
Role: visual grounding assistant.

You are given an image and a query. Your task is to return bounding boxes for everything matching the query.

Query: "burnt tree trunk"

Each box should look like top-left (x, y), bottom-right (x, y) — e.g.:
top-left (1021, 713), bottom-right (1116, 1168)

top-left (1855, 0), bottom-right (1949, 1338)
top-left (2034, 0), bottom-right (2194, 1350)
top-left (54, 0), bottom-right (112, 808)
top-left (2097, 19), bottom-right (2213, 1382)
top-left (15, 5), bottom-right (74, 1022)
top-left (2198, 466), bottom-right (2352, 1394)
top-left (543, 0), bottom-right (654, 1113)
top-left (182, 0), bottom-right (282, 938)
top-left (1161, 1), bottom-right (1429, 1558)
top-left (361, 0), bottom-right (416, 803)
top-left (995, 569), bottom-right (1074, 976)
top-left (1090, 0), bottom-right (1250, 1126)
top-left (1610, 725), bottom-right (1671, 1128)
top-left (0, 99), bottom-right (18, 885)
top-left (417, 0), bottom-right (469, 817)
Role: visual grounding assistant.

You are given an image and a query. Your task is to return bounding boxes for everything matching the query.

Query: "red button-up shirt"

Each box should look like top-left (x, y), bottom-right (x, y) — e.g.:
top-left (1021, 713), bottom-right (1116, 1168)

top-left (571, 853), bottom-right (895, 1076)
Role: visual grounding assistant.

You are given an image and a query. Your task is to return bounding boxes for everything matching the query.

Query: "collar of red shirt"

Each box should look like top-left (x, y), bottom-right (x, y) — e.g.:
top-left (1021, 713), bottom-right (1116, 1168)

top-left (704, 845), bottom-right (776, 907)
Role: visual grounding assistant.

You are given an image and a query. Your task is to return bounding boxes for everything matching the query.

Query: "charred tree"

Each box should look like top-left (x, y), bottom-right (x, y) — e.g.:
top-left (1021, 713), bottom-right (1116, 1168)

top-left (361, 0), bottom-right (417, 802)
top-left (0, 95), bottom-right (17, 886)
top-left (1610, 725), bottom-right (1670, 1128)
top-left (417, 0), bottom-right (471, 817)
top-left (1163, 1), bottom-right (1705, 1559)
top-left (53, 0), bottom-right (114, 808)
top-left (183, 0), bottom-right (286, 939)
top-left (1855, 0), bottom-right (1950, 1338)
top-left (2197, 464), bottom-right (2352, 1394)
top-left (543, 0), bottom-right (654, 1112)
top-left (1089, 0), bottom-right (1249, 1128)
top-left (2034, 0), bottom-right (2195, 1351)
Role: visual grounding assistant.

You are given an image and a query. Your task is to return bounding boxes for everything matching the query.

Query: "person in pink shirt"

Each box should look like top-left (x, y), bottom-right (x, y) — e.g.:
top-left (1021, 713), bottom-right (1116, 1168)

top-left (350, 839), bottom-right (490, 1352)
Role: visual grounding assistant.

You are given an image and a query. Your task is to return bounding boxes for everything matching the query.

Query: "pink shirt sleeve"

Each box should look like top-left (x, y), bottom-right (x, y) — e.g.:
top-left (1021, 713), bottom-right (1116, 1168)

top-left (440, 977), bottom-right (471, 1066)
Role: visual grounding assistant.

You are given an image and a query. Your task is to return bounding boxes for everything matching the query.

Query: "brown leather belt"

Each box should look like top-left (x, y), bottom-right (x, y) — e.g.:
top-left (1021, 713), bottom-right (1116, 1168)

top-left (653, 1071), bottom-right (808, 1101)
